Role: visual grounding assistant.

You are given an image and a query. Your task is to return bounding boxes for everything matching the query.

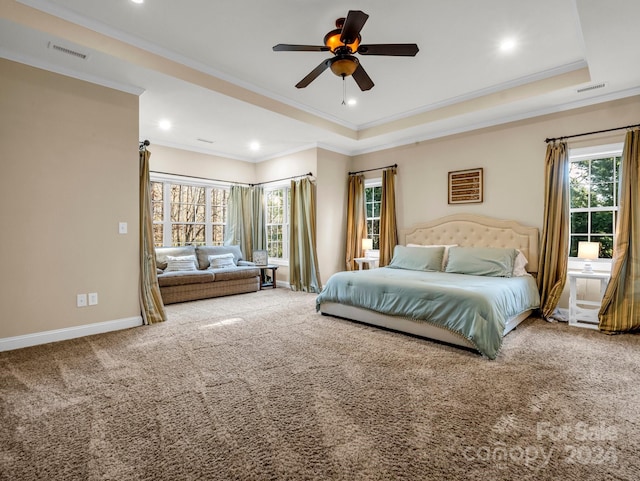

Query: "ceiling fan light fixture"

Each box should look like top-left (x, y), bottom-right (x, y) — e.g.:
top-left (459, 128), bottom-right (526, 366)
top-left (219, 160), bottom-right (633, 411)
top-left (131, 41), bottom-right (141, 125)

top-left (329, 56), bottom-right (358, 77)
top-left (323, 29), bottom-right (360, 53)
top-left (274, 10), bottom-right (417, 91)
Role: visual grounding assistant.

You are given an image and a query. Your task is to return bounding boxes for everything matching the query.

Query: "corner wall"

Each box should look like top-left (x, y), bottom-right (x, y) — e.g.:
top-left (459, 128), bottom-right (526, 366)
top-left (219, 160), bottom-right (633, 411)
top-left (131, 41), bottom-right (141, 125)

top-left (0, 59), bottom-right (140, 343)
top-left (255, 148), bottom-right (318, 285)
top-left (316, 148), bottom-right (350, 283)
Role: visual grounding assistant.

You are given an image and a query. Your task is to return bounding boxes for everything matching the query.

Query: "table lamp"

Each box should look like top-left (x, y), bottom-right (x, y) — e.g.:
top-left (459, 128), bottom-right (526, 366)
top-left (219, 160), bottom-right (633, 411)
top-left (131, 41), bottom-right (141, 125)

top-left (362, 238), bottom-right (373, 257)
top-left (577, 241), bottom-right (599, 273)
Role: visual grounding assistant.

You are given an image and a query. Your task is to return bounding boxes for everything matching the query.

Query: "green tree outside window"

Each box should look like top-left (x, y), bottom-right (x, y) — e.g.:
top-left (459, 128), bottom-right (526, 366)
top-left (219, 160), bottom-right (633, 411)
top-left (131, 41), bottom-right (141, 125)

top-left (569, 155), bottom-right (620, 259)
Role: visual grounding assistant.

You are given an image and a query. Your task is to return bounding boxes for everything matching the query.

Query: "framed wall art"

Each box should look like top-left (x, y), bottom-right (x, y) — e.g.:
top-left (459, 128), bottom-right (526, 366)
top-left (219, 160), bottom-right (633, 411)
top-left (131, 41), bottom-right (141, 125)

top-left (448, 168), bottom-right (483, 204)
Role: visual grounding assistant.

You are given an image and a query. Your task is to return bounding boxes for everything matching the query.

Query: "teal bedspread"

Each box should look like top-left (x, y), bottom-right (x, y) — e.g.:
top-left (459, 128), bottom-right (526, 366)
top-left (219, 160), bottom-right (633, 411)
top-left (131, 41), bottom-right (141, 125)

top-left (315, 268), bottom-right (540, 359)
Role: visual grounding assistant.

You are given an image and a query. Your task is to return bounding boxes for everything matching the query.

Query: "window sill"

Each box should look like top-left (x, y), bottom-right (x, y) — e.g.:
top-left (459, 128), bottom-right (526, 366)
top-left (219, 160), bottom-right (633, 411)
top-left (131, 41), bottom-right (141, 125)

top-left (265, 258), bottom-right (289, 267)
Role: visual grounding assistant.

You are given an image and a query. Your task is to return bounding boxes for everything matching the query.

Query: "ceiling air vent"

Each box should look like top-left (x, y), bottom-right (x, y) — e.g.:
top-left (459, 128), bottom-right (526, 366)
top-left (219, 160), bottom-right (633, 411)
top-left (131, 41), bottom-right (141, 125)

top-left (196, 138), bottom-right (215, 144)
top-left (47, 42), bottom-right (88, 60)
top-left (577, 82), bottom-right (606, 93)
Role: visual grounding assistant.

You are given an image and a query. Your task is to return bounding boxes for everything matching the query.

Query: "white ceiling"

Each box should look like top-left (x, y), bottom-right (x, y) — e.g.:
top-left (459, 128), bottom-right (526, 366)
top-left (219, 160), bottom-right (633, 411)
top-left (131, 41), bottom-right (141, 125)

top-left (2, 0), bottom-right (640, 161)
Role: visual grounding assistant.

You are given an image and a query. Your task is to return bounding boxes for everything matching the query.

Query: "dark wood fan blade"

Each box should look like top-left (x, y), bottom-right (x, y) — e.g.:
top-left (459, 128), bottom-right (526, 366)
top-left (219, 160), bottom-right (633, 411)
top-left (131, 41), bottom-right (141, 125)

top-left (273, 44), bottom-right (330, 52)
top-left (295, 59), bottom-right (332, 88)
top-left (352, 63), bottom-right (374, 91)
top-left (357, 44), bottom-right (419, 56)
top-left (340, 10), bottom-right (369, 44)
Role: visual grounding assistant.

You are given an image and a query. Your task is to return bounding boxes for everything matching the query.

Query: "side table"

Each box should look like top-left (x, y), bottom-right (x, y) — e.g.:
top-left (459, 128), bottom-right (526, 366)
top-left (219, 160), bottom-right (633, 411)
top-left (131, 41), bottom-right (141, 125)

top-left (568, 271), bottom-right (610, 330)
top-left (354, 257), bottom-right (379, 270)
top-left (259, 264), bottom-right (278, 289)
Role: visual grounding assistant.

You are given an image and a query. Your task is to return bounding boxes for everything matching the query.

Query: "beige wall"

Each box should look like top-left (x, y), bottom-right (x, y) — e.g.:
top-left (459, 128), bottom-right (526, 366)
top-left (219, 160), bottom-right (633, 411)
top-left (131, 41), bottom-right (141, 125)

top-left (149, 144), bottom-right (255, 184)
top-left (254, 148), bottom-right (317, 183)
top-left (352, 95), bottom-right (640, 233)
top-left (0, 59), bottom-right (140, 339)
top-left (316, 148), bottom-right (350, 284)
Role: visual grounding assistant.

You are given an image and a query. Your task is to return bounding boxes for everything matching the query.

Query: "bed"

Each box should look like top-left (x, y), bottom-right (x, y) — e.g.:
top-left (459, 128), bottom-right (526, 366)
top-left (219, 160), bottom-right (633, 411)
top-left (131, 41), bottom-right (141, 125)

top-left (316, 214), bottom-right (541, 359)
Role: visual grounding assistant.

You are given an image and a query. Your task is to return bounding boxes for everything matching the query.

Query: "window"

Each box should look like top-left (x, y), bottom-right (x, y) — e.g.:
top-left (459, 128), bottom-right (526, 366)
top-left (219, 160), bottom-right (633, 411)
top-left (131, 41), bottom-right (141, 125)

top-left (151, 176), bottom-right (229, 247)
top-left (170, 184), bottom-right (206, 246)
top-left (265, 187), bottom-right (290, 260)
top-left (365, 181), bottom-right (382, 250)
top-left (151, 181), bottom-right (164, 246)
top-left (210, 188), bottom-right (229, 246)
top-left (569, 145), bottom-right (622, 259)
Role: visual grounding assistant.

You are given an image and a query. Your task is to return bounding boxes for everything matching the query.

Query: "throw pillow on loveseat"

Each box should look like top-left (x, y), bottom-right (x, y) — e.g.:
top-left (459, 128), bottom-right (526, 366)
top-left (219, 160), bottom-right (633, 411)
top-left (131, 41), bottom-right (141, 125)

top-left (154, 245), bottom-right (260, 304)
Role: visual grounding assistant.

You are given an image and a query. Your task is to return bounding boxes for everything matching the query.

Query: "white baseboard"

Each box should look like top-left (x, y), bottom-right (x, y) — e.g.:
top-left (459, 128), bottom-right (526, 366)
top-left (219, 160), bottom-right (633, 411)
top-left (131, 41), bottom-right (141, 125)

top-left (0, 316), bottom-right (143, 352)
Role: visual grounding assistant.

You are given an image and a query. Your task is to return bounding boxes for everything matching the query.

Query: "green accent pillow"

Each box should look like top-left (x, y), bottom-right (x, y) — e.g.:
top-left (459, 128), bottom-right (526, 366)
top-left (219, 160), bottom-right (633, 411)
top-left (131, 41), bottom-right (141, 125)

top-left (388, 245), bottom-right (445, 272)
top-left (445, 247), bottom-right (517, 277)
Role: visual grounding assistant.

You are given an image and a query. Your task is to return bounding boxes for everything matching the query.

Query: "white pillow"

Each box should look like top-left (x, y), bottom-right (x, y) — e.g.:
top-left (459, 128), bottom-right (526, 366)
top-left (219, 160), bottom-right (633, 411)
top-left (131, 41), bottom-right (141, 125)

top-left (407, 243), bottom-right (458, 270)
top-left (208, 253), bottom-right (236, 269)
top-left (164, 255), bottom-right (198, 272)
top-left (512, 250), bottom-right (531, 277)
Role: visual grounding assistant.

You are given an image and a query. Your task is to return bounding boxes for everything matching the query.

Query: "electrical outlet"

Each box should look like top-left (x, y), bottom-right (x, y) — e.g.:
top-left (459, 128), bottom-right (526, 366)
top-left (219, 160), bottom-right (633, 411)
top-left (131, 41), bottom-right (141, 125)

top-left (88, 292), bottom-right (98, 306)
top-left (77, 294), bottom-right (87, 307)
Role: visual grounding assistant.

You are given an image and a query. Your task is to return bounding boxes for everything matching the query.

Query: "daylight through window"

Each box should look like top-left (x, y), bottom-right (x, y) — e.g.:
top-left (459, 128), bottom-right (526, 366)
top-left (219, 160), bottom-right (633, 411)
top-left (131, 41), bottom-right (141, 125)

top-left (265, 187), bottom-right (290, 260)
top-left (569, 145), bottom-right (622, 259)
top-left (151, 177), bottom-right (229, 247)
top-left (365, 181), bottom-right (382, 250)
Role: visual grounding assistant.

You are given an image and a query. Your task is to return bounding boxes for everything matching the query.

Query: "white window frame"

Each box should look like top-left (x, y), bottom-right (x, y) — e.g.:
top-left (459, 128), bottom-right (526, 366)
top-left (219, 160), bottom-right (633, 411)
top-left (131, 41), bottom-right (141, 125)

top-left (364, 178), bottom-right (382, 254)
top-left (150, 173), bottom-right (230, 247)
top-left (568, 143), bottom-right (622, 265)
top-left (264, 183), bottom-right (290, 265)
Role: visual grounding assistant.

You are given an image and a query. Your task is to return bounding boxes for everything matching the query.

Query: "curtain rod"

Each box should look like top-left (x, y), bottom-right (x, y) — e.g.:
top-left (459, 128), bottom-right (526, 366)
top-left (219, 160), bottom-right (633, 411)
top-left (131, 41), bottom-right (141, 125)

top-left (349, 163), bottom-right (397, 175)
top-left (150, 170), bottom-right (251, 186)
top-left (251, 172), bottom-right (314, 187)
top-left (149, 171), bottom-right (314, 187)
top-left (139, 139), bottom-right (150, 151)
top-left (544, 123), bottom-right (640, 143)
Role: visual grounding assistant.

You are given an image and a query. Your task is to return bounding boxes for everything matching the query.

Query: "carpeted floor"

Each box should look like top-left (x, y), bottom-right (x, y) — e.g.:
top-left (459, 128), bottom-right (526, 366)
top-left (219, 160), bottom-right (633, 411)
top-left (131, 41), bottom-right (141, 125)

top-left (1, 288), bottom-right (639, 480)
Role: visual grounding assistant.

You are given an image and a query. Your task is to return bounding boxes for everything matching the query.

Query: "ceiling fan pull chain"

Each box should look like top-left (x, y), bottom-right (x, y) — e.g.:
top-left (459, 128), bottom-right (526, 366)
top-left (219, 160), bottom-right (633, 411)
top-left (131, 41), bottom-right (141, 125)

top-left (341, 75), bottom-right (347, 105)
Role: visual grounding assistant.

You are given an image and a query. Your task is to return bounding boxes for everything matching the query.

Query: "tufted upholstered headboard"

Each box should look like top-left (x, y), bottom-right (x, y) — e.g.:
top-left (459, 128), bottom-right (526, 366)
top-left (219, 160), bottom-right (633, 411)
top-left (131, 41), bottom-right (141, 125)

top-left (400, 214), bottom-right (540, 273)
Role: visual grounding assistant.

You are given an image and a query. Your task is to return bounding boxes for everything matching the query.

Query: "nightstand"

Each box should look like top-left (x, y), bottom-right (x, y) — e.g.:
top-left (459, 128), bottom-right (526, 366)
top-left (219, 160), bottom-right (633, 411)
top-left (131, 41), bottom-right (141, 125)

top-left (568, 271), bottom-right (610, 330)
top-left (354, 257), bottom-right (379, 270)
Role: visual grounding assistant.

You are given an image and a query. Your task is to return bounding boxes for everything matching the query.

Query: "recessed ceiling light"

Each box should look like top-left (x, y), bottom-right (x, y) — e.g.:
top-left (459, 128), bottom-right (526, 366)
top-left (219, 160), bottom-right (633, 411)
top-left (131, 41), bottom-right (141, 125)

top-left (499, 37), bottom-right (517, 53)
top-left (131, 0), bottom-right (144, 4)
top-left (249, 141), bottom-right (260, 151)
top-left (158, 119), bottom-right (171, 131)
top-left (347, 98), bottom-right (357, 106)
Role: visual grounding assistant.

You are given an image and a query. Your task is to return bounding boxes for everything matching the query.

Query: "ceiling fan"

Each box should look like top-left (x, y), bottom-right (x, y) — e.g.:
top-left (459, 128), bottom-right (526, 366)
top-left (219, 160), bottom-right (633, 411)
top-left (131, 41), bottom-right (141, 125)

top-left (273, 10), bottom-right (419, 91)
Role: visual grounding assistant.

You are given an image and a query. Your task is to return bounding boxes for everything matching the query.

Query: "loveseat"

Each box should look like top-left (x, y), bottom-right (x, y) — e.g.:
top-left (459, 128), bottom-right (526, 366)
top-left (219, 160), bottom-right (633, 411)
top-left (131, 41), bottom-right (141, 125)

top-left (155, 245), bottom-right (260, 304)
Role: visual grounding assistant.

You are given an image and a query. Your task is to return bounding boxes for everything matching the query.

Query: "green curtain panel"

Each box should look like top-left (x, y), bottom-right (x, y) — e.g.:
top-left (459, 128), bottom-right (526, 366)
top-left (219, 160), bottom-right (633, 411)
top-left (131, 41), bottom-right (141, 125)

top-left (225, 185), bottom-right (266, 261)
top-left (537, 142), bottom-right (570, 319)
top-left (224, 185), bottom-right (251, 259)
top-left (251, 186), bottom-right (266, 253)
top-left (345, 174), bottom-right (367, 271)
top-left (379, 167), bottom-right (398, 267)
top-left (599, 129), bottom-right (640, 332)
top-left (139, 149), bottom-right (166, 325)
top-left (289, 178), bottom-right (322, 293)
